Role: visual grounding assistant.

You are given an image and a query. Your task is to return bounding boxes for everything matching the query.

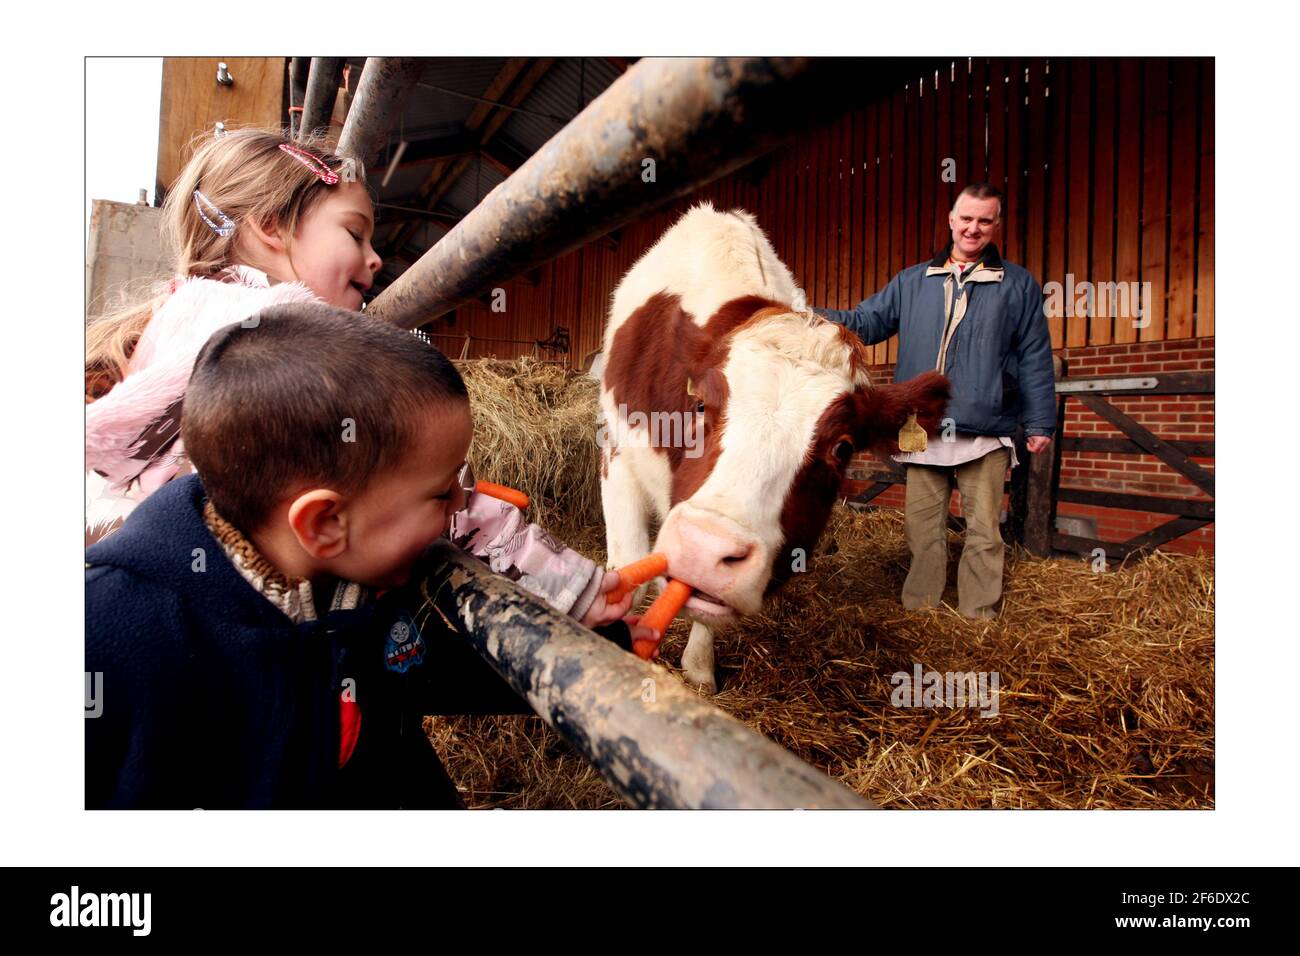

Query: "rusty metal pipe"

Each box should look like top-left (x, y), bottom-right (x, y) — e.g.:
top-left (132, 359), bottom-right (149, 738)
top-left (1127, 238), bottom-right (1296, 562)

top-left (287, 57), bottom-right (309, 139)
top-left (367, 57), bottom-right (897, 329)
top-left (337, 57), bottom-right (423, 168)
top-left (300, 57), bottom-right (345, 142)
top-left (424, 541), bottom-right (875, 809)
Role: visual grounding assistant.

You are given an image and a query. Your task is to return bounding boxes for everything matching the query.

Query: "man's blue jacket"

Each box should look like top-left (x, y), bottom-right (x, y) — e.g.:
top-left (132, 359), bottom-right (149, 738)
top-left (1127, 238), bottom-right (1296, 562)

top-left (815, 243), bottom-right (1056, 438)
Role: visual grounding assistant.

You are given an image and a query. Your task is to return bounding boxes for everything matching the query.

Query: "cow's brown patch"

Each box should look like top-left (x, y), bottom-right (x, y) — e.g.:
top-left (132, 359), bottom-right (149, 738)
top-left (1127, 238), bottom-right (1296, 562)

top-left (769, 392), bottom-right (860, 593)
top-left (833, 322), bottom-right (875, 383)
top-left (604, 292), bottom-right (787, 502)
top-left (768, 373), bottom-right (952, 592)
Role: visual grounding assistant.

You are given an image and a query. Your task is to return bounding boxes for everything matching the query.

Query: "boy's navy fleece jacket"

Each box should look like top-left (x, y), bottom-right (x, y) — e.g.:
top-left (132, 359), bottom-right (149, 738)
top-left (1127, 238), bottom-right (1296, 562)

top-left (85, 473), bottom-right (630, 809)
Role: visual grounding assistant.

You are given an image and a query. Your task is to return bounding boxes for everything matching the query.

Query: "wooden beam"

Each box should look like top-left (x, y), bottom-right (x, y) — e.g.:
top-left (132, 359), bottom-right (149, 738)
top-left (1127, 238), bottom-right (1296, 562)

top-left (478, 146), bottom-right (516, 180)
top-left (1061, 436), bottom-right (1214, 457)
top-left (1022, 393), bottom-right (1066, 556)
top-left (1057, 487), bottom-right (1214, 520)
top-left (373, 131), bottom-right (482, 173)
top-left (1057, 371), bottom-right (1213, 396)
top-left (1119, 516), bottom-right (1209, 554)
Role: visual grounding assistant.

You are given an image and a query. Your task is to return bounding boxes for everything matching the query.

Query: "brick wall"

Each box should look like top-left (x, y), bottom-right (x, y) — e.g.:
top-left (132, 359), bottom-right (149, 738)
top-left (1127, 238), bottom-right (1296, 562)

top-left (838, 338), bottom-right (1215, 555)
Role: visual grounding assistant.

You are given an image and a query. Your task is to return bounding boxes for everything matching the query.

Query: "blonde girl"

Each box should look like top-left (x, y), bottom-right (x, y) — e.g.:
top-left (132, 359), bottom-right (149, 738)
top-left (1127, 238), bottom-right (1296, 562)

top-left (86, 129), bottom-right (382, 541)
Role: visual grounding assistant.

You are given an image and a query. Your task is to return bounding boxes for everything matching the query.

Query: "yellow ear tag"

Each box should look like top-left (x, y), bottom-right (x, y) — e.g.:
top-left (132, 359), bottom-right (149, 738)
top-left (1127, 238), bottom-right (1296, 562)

top-left (685, 377), bottom-right (694, 396)
top-left (898, 411), bottom-right (927, 452)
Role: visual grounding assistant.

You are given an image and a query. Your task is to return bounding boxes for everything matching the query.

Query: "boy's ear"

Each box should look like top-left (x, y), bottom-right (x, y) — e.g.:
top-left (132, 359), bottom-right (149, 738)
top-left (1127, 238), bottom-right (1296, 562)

top-left (287, 490), bottom-right (348, 559)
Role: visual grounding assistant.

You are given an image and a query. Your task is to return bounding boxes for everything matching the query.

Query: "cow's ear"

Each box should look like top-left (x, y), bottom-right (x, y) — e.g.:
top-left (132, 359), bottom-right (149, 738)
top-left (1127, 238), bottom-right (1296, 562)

top-left (853, 371), bottom-right (951, 454)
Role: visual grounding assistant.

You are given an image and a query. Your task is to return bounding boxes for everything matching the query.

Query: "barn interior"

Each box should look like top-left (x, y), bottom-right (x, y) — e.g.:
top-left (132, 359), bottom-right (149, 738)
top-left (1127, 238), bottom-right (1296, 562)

top-left (86, 56), bottom-right (1215, 808)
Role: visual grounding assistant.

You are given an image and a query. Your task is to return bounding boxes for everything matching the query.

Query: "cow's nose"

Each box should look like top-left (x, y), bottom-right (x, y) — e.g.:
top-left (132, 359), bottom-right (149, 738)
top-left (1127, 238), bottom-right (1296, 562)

top-left (664, 514), bottom-right (762, 597)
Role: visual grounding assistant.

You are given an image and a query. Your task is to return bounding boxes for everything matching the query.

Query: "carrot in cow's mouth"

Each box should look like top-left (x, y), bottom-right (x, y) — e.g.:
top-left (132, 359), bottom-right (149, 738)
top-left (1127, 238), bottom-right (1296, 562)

top-left (634, 579), bottom-right (693, 660)
top-left (608, 553), bottom-right (670, 604)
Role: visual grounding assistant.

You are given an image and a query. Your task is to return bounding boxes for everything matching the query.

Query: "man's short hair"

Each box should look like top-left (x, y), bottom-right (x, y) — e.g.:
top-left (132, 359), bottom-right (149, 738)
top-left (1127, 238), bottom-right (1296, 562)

top-left (182, 302), bottom-right (469, 533)
top-left (953, 182), bottom-right (1004, 221)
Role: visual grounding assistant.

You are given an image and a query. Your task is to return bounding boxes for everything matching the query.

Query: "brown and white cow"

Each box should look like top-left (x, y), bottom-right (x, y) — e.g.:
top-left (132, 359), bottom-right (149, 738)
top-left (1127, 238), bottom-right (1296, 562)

top-left (599, 202), bottom-right (949, 693)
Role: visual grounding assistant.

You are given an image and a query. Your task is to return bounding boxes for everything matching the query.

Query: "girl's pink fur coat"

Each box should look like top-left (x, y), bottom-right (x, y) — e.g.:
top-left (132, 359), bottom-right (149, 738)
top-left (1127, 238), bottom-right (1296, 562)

top-left (86, 267), bottom-right (318, 539)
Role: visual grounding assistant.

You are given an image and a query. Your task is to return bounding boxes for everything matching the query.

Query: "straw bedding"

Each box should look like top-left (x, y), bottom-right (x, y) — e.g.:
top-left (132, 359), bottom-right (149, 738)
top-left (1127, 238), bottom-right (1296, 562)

top-left (430, 358), bottom-right (1214, 809)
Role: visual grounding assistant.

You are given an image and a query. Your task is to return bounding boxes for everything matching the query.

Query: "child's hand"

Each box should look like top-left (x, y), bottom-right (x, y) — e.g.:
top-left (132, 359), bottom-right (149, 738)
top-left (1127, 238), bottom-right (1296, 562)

top-left (622, 614), bottom-right (663, 659)
top-left (580, 569), bottom-right (635, 628)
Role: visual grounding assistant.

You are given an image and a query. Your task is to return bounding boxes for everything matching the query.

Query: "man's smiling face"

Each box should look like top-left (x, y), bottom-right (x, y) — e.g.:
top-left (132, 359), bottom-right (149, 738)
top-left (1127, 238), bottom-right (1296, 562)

top-left (948, 193), bottom-right (1001, 261)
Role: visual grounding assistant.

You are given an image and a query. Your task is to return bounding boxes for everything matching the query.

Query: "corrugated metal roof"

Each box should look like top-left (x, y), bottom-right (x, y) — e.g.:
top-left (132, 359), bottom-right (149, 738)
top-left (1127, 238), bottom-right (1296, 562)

top-left (438, 157), bottom-right (508, 216)
top-left (341, 57), bottom-right (631, 293)
top-left (498, 58), bottom-right (623, 155)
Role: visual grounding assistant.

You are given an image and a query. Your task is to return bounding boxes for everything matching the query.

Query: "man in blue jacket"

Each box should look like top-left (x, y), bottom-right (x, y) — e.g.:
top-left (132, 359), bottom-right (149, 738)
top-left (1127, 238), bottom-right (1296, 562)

top-left (815, 183), bottom-right (1055, 618)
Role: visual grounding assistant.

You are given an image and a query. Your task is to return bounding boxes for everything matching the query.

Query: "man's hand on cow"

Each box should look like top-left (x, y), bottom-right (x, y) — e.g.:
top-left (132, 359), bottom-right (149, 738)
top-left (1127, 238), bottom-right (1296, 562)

top-left (1027, 435), bottom-right (1052, 454)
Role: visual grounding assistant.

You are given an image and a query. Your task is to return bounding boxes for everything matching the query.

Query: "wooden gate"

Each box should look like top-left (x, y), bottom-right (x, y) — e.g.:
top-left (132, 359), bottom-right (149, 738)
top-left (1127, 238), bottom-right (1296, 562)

top-left (1018, 369), bottom-right (1214, 561)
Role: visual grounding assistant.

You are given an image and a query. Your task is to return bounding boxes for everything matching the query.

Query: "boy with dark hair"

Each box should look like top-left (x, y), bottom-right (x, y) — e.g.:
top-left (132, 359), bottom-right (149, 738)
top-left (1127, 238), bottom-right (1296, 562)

top-left (86, 303), bottom-right (655, 808)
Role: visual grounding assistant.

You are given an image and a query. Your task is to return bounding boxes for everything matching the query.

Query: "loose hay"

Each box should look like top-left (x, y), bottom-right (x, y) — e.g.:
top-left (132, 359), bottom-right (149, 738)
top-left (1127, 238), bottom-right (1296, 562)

top-left (456, 356), bottom-right (603, 531)
top-left (429, 358), bottom-right (1214, 809)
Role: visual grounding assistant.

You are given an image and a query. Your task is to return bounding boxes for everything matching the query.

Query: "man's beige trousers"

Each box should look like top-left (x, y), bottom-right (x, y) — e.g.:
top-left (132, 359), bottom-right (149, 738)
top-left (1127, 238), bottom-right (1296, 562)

top-left (901, 448), bottom-right (1011, 618)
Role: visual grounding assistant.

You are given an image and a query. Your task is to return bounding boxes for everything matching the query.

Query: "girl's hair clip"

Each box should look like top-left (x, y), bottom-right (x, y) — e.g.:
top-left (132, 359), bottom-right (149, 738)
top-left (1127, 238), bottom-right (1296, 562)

top-left (279, 143), bottom-right (340, 185)
top-left (193, 189), bottom-right (235, 237)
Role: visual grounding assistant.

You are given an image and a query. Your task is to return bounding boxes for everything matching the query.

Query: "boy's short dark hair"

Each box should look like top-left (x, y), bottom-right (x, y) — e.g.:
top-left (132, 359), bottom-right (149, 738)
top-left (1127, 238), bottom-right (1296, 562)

top-left (182, 302), bottom-right (469, 533)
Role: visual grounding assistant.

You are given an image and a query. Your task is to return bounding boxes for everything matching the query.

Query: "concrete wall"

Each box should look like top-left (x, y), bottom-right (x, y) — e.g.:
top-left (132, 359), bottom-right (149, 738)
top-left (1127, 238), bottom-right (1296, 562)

top-left (85, 199), bottom-right (171, 321)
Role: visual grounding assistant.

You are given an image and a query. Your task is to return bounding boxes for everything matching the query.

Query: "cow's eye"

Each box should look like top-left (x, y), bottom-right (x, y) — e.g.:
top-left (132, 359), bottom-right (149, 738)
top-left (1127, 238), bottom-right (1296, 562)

top-left (833, 439), bottom-right (854, 464)
top-left (695, 400), bottom-right (706, 415)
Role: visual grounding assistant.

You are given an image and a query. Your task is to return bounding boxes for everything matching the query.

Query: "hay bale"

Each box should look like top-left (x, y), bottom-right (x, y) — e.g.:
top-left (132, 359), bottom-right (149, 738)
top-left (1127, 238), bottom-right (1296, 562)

top-left (430, 359), bottom-right (1215, 809)
top-left (456, 356), bottom-right (602, 533)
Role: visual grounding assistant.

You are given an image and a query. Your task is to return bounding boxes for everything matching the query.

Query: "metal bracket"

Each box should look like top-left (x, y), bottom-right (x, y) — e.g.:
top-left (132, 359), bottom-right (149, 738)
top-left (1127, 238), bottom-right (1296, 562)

top-left (1056, 376), bottom-right (1157, 394)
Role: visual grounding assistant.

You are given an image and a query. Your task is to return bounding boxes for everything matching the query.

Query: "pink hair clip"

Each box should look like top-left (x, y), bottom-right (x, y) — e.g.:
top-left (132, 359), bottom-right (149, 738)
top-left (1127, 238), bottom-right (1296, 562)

top-left (279, 143), bottom-right (340, 185)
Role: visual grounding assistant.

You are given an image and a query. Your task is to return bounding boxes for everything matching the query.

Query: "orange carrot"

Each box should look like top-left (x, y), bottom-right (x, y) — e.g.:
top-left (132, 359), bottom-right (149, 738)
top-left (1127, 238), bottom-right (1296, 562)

top-left (609, 553), bottom-right (669, 604)
top-left (634, 579), bottom-right (693, 660)
top-left (474, 480), bottom-right (530, 510)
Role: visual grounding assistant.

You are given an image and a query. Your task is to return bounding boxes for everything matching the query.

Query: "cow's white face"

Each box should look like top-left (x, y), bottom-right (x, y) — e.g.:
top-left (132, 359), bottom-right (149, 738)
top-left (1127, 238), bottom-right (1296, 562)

top-left (599, 204), bottom-right (951, 700)
top-left (654, 312), bottom-right (869, 620)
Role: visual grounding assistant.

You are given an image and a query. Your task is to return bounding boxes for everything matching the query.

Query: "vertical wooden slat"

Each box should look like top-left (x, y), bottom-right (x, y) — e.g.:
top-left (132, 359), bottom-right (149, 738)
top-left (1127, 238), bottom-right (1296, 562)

top-left (902, 78), bottom-right (918, 268)
top-left (935, 61), bottom-right (956, 257)
top-left (839, 114), bottom-right (852, 307)
top-left (790, 132), bottom-right (800, 293)
top-left (776, 144), bottom-right (790, 271)
top-left (1090, 58), bottom-right (1116, 345)
top-left (999, 57), bottom-right (1021, 264)
top-left (786, 145), bottom-right (797, 277)
top-left (837, 114), bottom-right (847, 306)
top-left (1166, 58), bottom-right (1198, 340)
top-left (919, 68), bottom-right (937, 260)
top-left (846, 109), bottom-right (862, 308)
top-left (863, 100), bottom-right (880, 333)
top-left (888, 86), bottom-right (906, 365)
top-left (1066, 58), bottom-right (1092, 348)
top-left (973, 57), bottom-right (991, 181)
top-left (988, 56), bottom-right (1008, 215)
top-left (1141, 58), bottom-right (1170, 343)
top-left (810, 125), bottom-right (824, 307)
top-left (953, 57), bottom-right (970, 189)
top-left (825, 121), bottom-right (838, 307)
top-left (821, 119), bottom-right (832, 306)
top-left (1114, 57), bottom-right (1142, 345)
top-left (1196, 58), bottom-right (1215, 338)
top-left (1045, 58), bottom-right (1068, 348)
top-left (1024, 59), bottom-right (1047, 287)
